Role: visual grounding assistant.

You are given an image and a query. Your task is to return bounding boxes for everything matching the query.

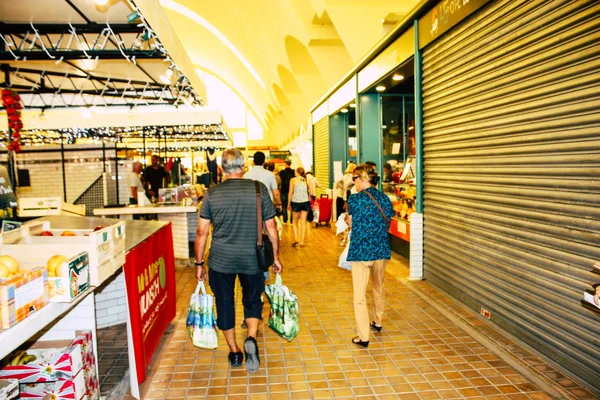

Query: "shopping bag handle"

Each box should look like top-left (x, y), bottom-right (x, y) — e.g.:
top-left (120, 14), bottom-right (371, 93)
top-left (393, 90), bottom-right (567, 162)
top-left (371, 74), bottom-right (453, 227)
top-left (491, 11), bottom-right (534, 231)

top-left (276, 273), bottom-right (282, 286)
top-left (195, 281), bottom-right (207, 295)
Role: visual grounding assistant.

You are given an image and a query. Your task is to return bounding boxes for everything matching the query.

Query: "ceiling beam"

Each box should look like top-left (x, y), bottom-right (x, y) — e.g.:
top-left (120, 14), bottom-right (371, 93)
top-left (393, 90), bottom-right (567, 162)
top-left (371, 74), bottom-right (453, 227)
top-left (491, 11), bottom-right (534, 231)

top-left (0, 23), bottom-right (145, 35)
top-left (0, 50), bottom-right (164, 61)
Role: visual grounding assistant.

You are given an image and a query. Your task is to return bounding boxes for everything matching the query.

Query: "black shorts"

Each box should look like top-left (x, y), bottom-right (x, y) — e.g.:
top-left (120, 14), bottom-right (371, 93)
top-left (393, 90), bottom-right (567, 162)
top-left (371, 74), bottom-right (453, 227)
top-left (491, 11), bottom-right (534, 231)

top-left (291, 201), bottom-right (311, 213)
top-left (208, 269), bottom-right (264, 330)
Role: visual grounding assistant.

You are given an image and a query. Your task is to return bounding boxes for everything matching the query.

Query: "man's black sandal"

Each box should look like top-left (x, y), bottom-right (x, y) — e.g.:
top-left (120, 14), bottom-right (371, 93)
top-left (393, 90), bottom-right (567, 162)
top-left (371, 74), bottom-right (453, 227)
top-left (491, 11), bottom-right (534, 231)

top-left (244, 336), bottom-right (260, 373)
top-left (228, 351), bottom-right (243, 367)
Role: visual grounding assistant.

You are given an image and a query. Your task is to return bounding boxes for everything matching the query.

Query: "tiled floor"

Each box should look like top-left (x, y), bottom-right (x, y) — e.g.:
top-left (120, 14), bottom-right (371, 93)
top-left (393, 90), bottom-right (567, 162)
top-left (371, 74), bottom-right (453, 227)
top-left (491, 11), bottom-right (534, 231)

top-left (135, 223), bottom-right (595, 399)
top-left (97, 323), bottom-right (130, 397)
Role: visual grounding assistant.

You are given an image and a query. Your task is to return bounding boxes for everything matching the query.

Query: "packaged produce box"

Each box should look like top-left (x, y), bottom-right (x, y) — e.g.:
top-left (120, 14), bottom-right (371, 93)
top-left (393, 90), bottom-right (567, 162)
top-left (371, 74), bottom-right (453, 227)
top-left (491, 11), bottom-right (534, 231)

top-left (71, 331), bottom-right (98, 400)
top-left (0, 379), bottom-right (18, 400)
top-left (0, 221), bottom-right (125, 287)
top-left (47, 253), bottom-right (90, 303)
top-left (0, 342), bottom-right (83, 382)
top-left (0, 265), bottom-right (48, 329)
top-left (19, 373), bottom-right (85, 400)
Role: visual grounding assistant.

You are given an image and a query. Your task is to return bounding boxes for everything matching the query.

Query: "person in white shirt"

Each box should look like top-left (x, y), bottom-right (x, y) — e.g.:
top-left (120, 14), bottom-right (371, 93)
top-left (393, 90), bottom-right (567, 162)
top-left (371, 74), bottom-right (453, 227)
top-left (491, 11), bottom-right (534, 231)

top-left (127, 161), bottom-right (144, 205)
top-left (244, 152), bottom-right (282, 211)
top-left (306, 171), bottom-right (320, 201)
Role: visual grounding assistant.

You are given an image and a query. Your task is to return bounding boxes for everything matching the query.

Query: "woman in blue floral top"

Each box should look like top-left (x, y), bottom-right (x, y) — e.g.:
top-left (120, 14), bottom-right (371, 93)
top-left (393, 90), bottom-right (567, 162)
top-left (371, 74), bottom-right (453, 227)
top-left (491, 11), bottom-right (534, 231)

top-left (347, 165), bottom-right (394, 348)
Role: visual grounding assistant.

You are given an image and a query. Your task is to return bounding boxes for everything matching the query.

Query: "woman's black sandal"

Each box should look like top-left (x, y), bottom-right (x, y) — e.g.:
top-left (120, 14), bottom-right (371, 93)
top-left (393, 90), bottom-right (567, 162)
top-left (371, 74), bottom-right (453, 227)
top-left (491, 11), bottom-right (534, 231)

top-left (351, 337), bottom-right (369, 348)
top-left (370, 321), bottom-right (382, 332)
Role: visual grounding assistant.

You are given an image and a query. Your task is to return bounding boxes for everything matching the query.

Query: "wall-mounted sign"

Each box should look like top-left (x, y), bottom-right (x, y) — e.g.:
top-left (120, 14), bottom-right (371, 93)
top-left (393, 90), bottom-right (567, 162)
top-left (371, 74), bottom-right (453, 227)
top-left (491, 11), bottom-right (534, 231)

top-left (0, 166), bottom-right (17, 209)
top-left (419, 0), bottom-right (491, 49)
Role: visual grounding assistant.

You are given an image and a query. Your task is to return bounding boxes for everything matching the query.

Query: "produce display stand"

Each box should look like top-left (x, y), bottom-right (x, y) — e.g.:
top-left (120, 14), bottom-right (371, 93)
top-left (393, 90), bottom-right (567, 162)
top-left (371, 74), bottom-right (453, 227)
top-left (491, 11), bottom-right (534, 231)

top-left (17, 197), bottom-right (86, 217)
top-left (0, 216), bottom-right (176, 400)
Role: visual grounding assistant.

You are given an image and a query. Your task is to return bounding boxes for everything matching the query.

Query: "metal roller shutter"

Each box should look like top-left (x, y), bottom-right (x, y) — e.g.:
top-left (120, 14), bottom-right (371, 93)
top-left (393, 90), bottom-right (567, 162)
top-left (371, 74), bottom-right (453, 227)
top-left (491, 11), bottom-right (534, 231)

top-left (421, 0), bottom-right (600, 391)
top-left (313, 117), bottom-right (330, 196)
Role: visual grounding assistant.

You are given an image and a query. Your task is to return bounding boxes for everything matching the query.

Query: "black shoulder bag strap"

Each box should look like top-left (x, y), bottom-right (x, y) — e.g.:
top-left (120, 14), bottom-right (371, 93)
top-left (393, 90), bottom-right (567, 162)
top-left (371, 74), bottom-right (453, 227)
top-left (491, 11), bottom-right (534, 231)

top-left (255, 181), bottom-right (263, 244)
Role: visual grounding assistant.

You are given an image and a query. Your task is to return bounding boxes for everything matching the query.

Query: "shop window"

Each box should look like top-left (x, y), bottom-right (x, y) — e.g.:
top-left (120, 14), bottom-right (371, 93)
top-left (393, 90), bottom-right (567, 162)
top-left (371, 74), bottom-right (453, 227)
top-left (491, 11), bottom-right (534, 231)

top-left (381, 93), bottom-right (415, 222)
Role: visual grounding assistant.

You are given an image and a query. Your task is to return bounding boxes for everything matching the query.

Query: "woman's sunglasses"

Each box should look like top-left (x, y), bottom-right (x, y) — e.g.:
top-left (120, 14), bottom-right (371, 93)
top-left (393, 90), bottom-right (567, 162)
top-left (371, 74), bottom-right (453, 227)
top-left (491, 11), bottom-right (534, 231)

top-left (352, 175), bottom-right (361, 181)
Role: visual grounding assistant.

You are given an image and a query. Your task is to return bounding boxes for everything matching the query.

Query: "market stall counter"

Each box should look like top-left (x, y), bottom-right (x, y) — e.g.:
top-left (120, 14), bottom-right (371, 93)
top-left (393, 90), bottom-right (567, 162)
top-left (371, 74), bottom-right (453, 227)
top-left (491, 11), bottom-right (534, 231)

top-left (0, 215), bottom-right (176, 400)
top-left (93, 205), bottom-right (198, 259)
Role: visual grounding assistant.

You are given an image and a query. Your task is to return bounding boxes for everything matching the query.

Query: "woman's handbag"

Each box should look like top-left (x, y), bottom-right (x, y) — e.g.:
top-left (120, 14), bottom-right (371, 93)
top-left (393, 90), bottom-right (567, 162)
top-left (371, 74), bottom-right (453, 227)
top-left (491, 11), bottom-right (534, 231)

top-left (186, 281), bottom-right (218, 349)
top-left (255, 181), bottom-right (274, 272)
top-left (265, 274), bottom-right (300, 341)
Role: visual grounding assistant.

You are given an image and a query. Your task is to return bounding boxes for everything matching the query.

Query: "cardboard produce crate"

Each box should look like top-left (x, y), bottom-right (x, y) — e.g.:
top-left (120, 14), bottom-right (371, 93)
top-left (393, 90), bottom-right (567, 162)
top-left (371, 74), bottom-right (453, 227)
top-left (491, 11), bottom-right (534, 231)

top-left (0, 221), bottom-right (125, 287)
top-left (19, 374), bottom-right (85, 400)
top-left (0, 342), bottom-right (83, 382)
top-left (0, 379), bottom-right (18, 400)
top-left (0, 266), bottom-right (48, 329)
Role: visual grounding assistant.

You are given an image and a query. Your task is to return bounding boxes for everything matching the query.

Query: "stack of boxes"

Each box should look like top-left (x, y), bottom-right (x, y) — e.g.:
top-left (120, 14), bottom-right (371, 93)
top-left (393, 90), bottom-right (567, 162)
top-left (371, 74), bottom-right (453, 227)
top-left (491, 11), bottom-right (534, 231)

top-left (0, 330), bottom-right (99, 400)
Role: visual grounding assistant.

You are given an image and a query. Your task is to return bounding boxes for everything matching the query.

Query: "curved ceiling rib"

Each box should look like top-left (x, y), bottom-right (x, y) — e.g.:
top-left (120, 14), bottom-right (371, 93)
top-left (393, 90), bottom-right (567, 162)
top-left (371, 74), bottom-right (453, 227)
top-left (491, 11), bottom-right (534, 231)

top-left (159, 0), bottom-right (266, 89)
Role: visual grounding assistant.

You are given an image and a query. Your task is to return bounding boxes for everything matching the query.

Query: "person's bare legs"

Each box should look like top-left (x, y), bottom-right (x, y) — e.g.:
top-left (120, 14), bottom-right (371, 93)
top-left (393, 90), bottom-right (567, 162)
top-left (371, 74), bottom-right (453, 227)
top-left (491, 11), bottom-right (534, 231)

top-left (245, 317), bottom-right (260, 338)
top-left (222, 328), bottom-right (240, 353)
top-left (299, 210), bottom-right (308, 245)
top-left (291, 211), bottom-right (300, 244)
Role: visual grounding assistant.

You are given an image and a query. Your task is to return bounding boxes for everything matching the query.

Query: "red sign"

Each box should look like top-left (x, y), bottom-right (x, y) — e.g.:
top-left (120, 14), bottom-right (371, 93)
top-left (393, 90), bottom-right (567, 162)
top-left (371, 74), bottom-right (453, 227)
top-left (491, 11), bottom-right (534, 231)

top-left (123, 223), bottom-right (176, 384)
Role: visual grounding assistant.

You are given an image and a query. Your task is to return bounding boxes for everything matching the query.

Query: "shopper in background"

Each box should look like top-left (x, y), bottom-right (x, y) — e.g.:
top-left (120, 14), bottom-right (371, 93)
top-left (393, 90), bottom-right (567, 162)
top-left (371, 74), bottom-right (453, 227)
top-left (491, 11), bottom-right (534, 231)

top-left (127, 161), bottom-right (144, 205)
top-left (244, 151), bottom-right (282, 211)
top-left (342, 162), bottom-right (357, 205)
top-left (306, 171), bottom-right (320, 202)
top-left (287, 167), bottom-right (310, 247)
top-left (195, 148), bottom-right (283, 373)
top-left (334, 178), bottom-right (345, 221)
top-left (279, 160), bottom-right (295, 224)
top-left (346, 164), bottom-right (394, 348)
top-left (144, 155), bottom-right (170, 200)
top-left (265, 161), bottom-right (281, 190)
top-left (383, 163), bottom-right (393, 183)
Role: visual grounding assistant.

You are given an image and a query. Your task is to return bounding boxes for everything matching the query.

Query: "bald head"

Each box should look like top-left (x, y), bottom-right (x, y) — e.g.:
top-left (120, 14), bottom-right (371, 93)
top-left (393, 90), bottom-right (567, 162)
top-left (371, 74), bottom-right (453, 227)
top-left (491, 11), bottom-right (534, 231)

top-left (132, 161), bottom-right (142, 173)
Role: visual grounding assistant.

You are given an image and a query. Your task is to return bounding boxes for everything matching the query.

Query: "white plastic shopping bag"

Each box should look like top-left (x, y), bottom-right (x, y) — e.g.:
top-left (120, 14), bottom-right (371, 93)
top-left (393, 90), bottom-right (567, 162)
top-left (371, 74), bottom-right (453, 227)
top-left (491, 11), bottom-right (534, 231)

top-left (336, 212), bottom-right (348, 235)
top-left (338, 240), bottom-right (351, 270)
top-left (186, 281), bottom-right (218, 349)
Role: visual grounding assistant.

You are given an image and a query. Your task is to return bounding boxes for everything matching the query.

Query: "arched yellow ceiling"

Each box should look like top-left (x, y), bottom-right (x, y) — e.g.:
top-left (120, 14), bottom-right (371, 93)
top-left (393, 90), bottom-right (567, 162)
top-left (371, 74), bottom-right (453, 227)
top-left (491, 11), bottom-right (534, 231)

top-left (158, 0), bottom-right (420, 146)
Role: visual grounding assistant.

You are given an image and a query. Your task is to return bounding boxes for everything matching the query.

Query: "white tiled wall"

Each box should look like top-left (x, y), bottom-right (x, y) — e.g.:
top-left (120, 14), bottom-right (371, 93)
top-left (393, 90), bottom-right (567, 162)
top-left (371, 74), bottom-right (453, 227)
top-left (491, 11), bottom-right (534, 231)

top-left (14, 145), bottom-right (121, 204)
top-left (94, 270), bottom-right (128, 329)
top-left (39, 293), bottom-right (97, 341)
top-left (158, 213), bottom-right (198, 258)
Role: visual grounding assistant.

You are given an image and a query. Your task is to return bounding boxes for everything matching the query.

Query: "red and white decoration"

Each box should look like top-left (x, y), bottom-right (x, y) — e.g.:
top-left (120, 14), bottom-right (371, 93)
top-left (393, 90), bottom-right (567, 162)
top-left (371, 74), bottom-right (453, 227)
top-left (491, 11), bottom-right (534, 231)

top-left (1, 89), bottom-right (23, 153)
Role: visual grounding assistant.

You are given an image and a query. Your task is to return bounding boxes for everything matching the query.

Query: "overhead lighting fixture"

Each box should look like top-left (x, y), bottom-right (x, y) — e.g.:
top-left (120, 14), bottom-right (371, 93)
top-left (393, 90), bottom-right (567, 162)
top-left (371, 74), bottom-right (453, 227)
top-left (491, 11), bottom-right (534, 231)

top-left (95, 0), bottom-right (109, 5)
top-left (349, 103), bottom-right (356, 108)
top-left (39, 109), bottom-right (46, 121)
top-left (127, 11), bottom-right (140, 23)
top-left (340, 108), bottom-right (348, 113)
top-left (392, 74), bottom-right (404, 81)
top-left (376, 85), bottom-right (386, 92)
top-left (81, 107), bottom-right (92, 119)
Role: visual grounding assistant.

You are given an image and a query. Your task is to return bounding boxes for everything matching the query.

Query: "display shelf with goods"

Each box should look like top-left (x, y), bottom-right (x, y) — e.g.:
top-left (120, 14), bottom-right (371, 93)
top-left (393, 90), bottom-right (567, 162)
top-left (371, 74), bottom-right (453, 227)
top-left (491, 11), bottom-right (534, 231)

top-left (0, 216), bottom-right (175, 400)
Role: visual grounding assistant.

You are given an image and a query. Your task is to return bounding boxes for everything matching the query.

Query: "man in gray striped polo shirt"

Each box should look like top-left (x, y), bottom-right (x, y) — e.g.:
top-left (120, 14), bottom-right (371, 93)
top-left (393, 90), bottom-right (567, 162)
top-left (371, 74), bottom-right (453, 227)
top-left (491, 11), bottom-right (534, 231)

top-left (195, 148), bottom-right (283, 373)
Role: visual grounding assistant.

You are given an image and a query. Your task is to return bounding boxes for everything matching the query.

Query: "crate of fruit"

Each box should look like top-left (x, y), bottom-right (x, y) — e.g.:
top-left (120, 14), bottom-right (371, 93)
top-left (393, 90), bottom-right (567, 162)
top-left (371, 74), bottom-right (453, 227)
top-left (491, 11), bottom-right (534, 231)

top-left (0, 255), bottom-right (48, 330)
top-left (0, 342), bottom-right (83, 382)
top-left (0, 221), bottom-right (125, 287)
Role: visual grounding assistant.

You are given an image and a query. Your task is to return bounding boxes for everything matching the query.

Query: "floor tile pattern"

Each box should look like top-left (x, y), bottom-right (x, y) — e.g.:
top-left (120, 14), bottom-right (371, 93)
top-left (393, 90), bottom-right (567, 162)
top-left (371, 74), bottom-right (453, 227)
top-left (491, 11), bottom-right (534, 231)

top-left (97, 323), bottom-right (129, 397)
top-left (134, 223), bottom-right (593, 399)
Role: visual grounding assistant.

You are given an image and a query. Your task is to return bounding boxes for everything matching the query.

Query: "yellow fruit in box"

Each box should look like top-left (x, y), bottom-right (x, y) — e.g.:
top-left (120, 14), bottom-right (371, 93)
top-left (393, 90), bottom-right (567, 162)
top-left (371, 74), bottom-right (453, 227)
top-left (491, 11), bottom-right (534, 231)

top-left (47, 255), bottom-right (68, 278)
top-left (0, 264), bottom-right (9, 278)
top-left (0, 255), bottom-right (19, 275)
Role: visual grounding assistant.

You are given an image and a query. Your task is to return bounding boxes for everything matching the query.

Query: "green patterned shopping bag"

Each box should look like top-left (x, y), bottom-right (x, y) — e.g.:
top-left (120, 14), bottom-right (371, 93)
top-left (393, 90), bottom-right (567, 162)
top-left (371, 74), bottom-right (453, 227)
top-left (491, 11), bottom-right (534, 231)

top-left (265, 274), bottom-right (300, 341)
